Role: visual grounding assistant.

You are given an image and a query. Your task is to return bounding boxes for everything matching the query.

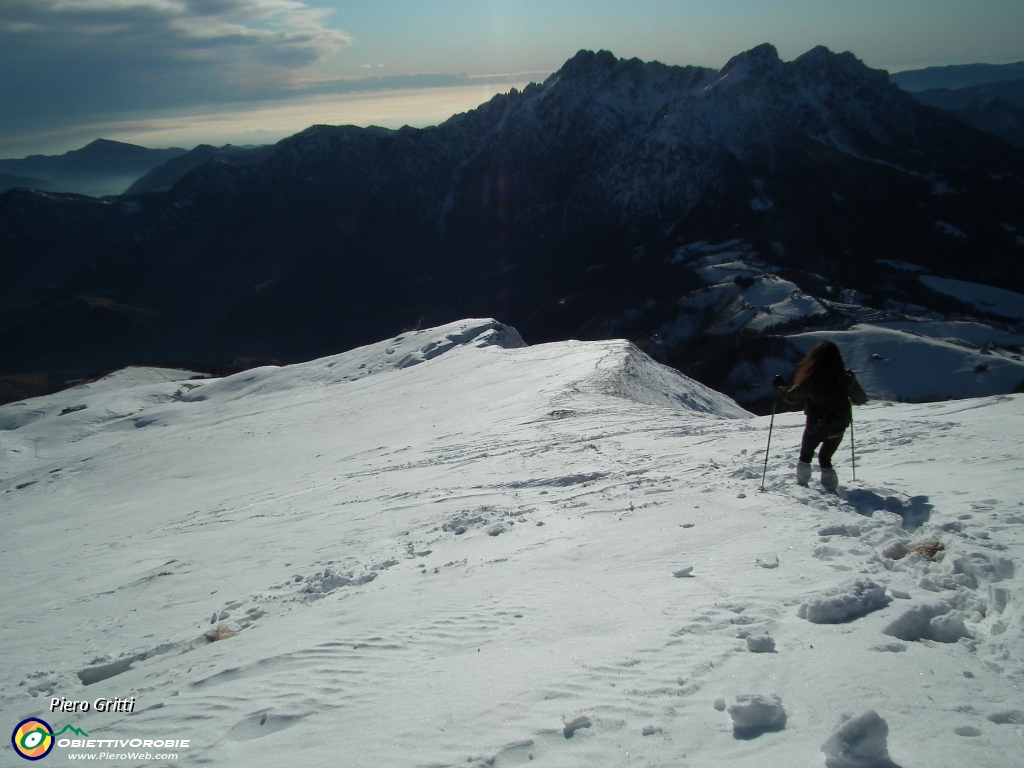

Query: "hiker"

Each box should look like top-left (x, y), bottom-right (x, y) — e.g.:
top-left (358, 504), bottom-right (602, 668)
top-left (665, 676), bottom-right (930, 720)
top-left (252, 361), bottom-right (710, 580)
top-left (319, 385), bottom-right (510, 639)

top-left (773, 341), bottom-right (867, 492)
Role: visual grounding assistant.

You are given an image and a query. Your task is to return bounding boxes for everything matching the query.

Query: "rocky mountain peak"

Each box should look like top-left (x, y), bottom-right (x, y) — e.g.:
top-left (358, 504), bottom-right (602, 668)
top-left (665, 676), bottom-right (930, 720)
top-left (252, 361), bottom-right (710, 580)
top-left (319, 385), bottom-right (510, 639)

top-left (791, 45), bottom-right (893, 91)
top-left (716, 43), bottom-right (782, 84)
top-left (560, 48), bottom-right (620, 78)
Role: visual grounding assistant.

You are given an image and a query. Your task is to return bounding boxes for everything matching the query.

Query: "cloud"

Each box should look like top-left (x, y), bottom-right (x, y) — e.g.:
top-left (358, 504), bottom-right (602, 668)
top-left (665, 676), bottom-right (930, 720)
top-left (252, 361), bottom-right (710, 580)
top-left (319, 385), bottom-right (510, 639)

top-left (0, 67), bottom-right (553, 157)
top-left (0, 81), bottom-right (538, 158)
top-left (0, 0), bottom-right (352, 119)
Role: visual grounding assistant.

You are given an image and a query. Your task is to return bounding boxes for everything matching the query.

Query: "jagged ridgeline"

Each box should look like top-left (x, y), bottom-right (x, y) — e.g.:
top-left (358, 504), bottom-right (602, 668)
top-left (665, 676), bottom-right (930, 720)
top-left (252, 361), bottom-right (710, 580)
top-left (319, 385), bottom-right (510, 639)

top-left (2, 45), bottom-right (1023, 404)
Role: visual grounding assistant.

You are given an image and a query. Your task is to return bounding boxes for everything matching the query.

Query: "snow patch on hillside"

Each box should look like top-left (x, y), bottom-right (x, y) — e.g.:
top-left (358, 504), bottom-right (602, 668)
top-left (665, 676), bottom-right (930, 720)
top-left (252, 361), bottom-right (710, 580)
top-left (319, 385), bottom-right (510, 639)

top-left (920, 276), bottom-right (1024, 321)
top-left (721, 320), bottom-right (1024, 404)
top-left (791, 325), bottom-right (1024, 401)
top-left (182, 319), bottom-right (526, 403)
top-left (873, 319), bottom-right (1024, 349)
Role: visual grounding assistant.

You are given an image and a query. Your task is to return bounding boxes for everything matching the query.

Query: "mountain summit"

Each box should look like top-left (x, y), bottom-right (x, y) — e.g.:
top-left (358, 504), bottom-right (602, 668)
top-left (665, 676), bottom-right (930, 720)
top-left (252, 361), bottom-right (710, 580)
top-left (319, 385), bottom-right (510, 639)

top-left (1, 45), bottom-right (1022, 403)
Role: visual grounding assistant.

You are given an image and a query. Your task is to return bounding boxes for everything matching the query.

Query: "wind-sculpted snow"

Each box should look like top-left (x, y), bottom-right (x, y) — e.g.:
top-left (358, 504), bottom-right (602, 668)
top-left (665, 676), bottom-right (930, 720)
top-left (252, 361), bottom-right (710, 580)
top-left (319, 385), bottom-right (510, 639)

top-left (726, 693), bottom-right (787, 739)
top-left (180, 319), bottom-right (526, 403)
top-left (590, 342), bottom-right (752, 418)
top-left (821, 710), bottom-right (901, 768)
top-left (176, 319), bottom-right (749, 419)
top-left (882, 602), bottom-right (974, 644)
top-left (0, 366), bottom-right (205, 461)
top-left (1, 321), bottom-right (1023, 766)
top-left (797, 578), bottom-right (891, 624)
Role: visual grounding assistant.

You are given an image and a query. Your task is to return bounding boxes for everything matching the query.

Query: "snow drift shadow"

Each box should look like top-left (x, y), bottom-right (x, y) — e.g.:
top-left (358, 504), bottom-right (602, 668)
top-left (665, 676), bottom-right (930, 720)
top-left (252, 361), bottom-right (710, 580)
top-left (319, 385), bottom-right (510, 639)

top-left (842, 490), bottom-right (932, 530)
top-left (882, 603), bottom-right (973, 643)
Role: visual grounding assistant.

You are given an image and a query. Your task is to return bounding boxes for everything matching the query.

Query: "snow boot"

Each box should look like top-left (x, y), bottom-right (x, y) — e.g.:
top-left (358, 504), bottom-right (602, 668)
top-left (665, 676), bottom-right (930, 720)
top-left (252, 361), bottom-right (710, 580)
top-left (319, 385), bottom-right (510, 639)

top-left (796, 461), bottom-right (812, 486)
top-left (820, 467), bottom-right (839, 493)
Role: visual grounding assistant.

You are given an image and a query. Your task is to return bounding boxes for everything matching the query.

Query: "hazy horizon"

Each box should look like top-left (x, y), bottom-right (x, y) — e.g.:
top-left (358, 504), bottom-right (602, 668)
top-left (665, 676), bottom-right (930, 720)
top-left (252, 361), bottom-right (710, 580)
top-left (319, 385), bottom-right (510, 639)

top-left (3, 0), bottom-right (1023, 158)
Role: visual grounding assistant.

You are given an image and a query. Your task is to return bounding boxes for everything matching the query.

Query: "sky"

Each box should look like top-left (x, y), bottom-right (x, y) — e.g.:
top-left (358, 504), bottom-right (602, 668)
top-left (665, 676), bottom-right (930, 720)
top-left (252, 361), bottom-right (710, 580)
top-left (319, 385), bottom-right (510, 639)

top-left (2, 0), bottom-right (1023, 157)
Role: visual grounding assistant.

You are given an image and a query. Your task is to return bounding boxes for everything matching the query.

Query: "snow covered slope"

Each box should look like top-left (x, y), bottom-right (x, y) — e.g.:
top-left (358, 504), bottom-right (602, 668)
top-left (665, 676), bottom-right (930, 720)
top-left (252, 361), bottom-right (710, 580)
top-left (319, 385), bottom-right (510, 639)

top-left (791, 325), bottom-right (1024, 402)
top-left (2, 320), bottom-right (1022, 767)
top-left (684, 244), bottom-right (1024, 406)
top-left (920, 276), bottom-right (1024, 322)
top-left (722, 324), bottom-right (1024, 405)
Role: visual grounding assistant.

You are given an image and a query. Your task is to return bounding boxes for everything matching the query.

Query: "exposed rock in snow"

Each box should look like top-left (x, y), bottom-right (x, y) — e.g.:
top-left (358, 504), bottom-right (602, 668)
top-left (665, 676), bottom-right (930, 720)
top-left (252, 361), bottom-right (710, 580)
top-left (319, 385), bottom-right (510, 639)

top-left (5, 41), bottom-right (1023, 414)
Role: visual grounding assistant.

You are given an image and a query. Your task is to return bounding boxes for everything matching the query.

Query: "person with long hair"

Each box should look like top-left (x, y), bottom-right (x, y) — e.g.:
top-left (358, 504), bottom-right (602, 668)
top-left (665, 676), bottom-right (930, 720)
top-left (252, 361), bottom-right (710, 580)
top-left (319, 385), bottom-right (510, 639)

top-left (773, 340), bottom-right (867, 492)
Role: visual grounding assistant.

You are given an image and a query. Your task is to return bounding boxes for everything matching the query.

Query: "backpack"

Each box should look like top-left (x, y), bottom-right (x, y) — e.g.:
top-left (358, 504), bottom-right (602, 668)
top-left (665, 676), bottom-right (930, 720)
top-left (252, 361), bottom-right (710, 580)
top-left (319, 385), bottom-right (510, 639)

top-left (806, 388), bottom-right (851, 437)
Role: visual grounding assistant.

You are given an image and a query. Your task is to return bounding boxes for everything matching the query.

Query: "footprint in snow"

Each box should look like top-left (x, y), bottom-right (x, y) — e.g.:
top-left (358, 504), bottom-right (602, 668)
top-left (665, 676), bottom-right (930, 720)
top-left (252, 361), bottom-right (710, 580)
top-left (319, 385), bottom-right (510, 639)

top-left (562, 716), bottom-right (592, 738)
top-left (226, 711), bottom-right (309, 742)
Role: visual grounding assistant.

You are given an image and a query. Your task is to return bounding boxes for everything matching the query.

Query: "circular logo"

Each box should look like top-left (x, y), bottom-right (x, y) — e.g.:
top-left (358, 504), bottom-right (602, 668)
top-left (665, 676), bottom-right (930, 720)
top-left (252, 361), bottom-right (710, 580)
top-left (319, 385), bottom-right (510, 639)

top-left (11, 718), bottom-right (54, 761)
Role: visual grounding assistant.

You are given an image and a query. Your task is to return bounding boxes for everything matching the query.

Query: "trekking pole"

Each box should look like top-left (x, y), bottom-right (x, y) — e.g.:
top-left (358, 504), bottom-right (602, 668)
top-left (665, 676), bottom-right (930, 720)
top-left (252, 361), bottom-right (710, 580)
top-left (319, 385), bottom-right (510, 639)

top-left (760, 396), bottom-right (776, 493)
top-left (849, 410), bottom-right (857, 483)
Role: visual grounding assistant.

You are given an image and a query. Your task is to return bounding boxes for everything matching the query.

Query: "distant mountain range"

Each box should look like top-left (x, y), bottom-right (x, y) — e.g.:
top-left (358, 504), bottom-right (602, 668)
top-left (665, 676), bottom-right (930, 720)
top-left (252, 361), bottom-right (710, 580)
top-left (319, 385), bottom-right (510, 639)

top-left (2, 45), bottom-right (1023, 409)
top-left (907, 80), bottom-right (1024, 147)
top-left (890, 61), bottom-right (1024, 92)
top-left (889, 62), bottom-right (1024, 147)
top-left (3, 60), bottom-right (1022, 199)
top-left (0, 139), bottom-right (187, 197)
top-left (125, 144), bottom-right (271, 195)
top-left (3, 60), bottom-right (1023, 198)
top-left (0, 171), bottom-right (66, 194)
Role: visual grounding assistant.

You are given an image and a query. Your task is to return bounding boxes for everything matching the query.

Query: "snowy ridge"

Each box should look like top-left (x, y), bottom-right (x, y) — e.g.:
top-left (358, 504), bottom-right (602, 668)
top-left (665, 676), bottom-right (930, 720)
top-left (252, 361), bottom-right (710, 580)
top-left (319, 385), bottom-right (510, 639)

top-left (171, 319), bottom-right (744, 419)
top-left (0, 367), bottom-right (210, 468)
top-left (180, 319), bottom-right (526, 403)
top-left (2, 322), bottom-right (1023, 767)
top-left (587, 343), bottom-right (751, 418)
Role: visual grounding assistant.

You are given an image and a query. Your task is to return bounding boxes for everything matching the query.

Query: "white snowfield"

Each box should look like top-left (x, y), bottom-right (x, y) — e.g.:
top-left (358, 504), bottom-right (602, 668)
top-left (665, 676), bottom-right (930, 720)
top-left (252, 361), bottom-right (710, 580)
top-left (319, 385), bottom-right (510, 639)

top-left (2, 319), bottom-right (1022, 767)
top-left (790, 325), bottom-right (1024, 402)
top-left (920, 276), bottom-right (1024, 322)
top-left (724, 319), bottom-right (1024, 406)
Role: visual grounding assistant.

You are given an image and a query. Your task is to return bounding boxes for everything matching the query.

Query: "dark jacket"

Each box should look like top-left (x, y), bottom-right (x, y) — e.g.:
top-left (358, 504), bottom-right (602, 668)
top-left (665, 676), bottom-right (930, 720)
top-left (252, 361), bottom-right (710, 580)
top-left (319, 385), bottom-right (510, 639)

top-left (774, 371), bottom-right (867, 437)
